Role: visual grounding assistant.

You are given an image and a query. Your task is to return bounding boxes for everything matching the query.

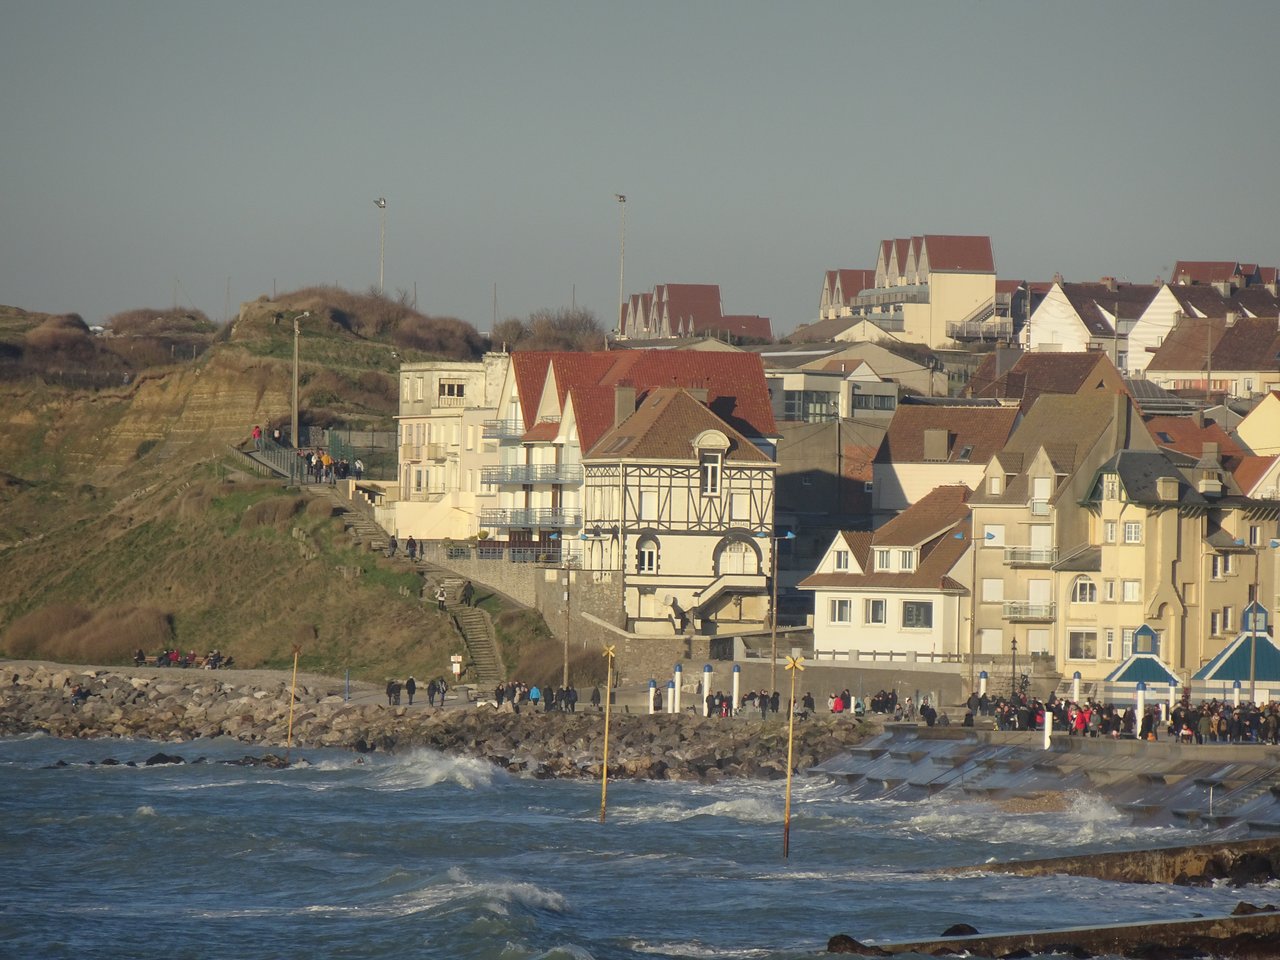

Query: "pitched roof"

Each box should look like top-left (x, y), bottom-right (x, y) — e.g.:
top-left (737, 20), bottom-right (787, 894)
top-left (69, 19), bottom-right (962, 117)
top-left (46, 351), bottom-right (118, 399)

top-left (1230, 454), bottom-right (1279, 496)
top-left (966, 351), bottom-right (1122, 414)
top-left (1171, 261), bottom-right (1241, 285)
top-left (1144, 416), bottom-right (1244, 459)
top-left (585, 387), bottom-right (771, 462)
top-left (1088, 449), bottom-right (1208, 505)
top-left (1144, 314), bottom-right (1226, 371)
top-left (1059, 282), bottom-right (1160, 336)
top-left (1210, 316), bottom-right (1280, 371)
top-left (788, 316), bottom-right (859, 343)
top-left (799, 489), bottom-right (971, 593)
top-left (921, 234), bottom-right (995, 273)
top-left (875, 405), bottom-right (1018, 464)
top-left (510, 350), bottom-right (777, 454)
top-left (836, 269), bottom-right (876, 298)
top-left (714, 315), bottom-right (772, 340)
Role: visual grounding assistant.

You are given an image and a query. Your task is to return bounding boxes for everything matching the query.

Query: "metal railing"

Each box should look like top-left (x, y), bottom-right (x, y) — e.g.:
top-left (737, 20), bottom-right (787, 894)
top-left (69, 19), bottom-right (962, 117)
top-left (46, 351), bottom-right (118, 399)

top-left (1029, 499), bottom-right (1050, 516)
top-left (1002, 601), bottom-right (1056, 621)
top-left (480, 463), bottom-right (583, 485)
top-left (478, 507), bottom-right (582, 528)
top-left (1004, 546), bottom-right (1057, 566)
top-left (448, 542), bottom-right (583, 565)
top-left (947, 319), bottom-right (1013, 341)
top-left (258, 437), bottom-right (302, 482)
top-left (482, 419), bottom-right (527, 440)
top-left (849, 285), bottom-right (930, 308)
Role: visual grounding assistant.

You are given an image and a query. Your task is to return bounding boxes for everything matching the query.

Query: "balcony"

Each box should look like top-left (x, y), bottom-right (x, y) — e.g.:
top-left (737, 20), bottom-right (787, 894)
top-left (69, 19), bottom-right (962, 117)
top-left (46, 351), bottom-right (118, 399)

top-left (479, 507), bottom-right (582, 529)
top-left (399, 443), bottom-right (450, 462)
top-left (947, 319), bottom-right (1013, 342)
top-left (1002, 601), bottom-right (1056, 621)
top-left (868, 312), bottom-right (905, 332)
top-left (481, 463), bottom-right (583, 485)
top-left (483, 416), bottom-right (559, 441)
top-left (1029, 499), bottom-right (1050, 517)
top-left (1004, 546), bottom-right (1057, 566)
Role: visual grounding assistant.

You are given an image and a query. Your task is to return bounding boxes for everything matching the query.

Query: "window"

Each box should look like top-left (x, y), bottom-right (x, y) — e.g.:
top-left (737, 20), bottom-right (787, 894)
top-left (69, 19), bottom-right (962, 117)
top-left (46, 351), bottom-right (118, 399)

top-left (637, 538), bottom-right (658, 574)
top-left (699, 453), bottom-right (721, 496)
top-left (1122, 579), bottom-right (1141, 602)
top-left (1071, 577), bottom-right (1097, 604)
top-left (1122, 628), bottom-right (1134, 659)
top-left (1123, 522), bottom-right (1142, 544)
top-left (988, 475), bottom-right (1004, 495)
top-left (1105, 628), bottom-right (1115, 659)
top-left (875, 548), bottom-right (892, 571)
top-left (1103, 521), bottom-right (1117, 544)
top-left (956, 444), bottom-right (974, 462)
top-left (1249, 525), bottom-right (1262, 547)
top-left (1103, 579), bottom-right (1116, 602)
top-left (902, 601), bottom-right (933, 629)
top-left (834, 550), bottom-right (850, 572)
top-left (864, 598), bottom-right (886, 624)
top-left (1068, 630), bottom-right (1097, 660)
top-left (1104, 476), bottom-right (1119, 500)
top-left (899, 549), bottom-right (916, 571)
top-left (983, 524), bottom-right (1005, 546)
top-left (1210, 610), bottom-right (1221, 636)
top-left (438, 380), bottom-right (466, 403)
top-left (829, 598), bottom-right (852, 624)
top-left (1212, 554), bottom-right (1232, 578)
top-left (1223, 606), bottom-right (1234, 633)
top-left (981, 578), bottom-right (1004, 602)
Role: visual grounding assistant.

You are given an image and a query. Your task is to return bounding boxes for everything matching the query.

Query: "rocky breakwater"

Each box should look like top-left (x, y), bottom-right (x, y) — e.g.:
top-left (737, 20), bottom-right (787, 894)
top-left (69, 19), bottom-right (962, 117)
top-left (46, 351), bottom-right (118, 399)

top-left (0, 664), bottom-right (875, 781)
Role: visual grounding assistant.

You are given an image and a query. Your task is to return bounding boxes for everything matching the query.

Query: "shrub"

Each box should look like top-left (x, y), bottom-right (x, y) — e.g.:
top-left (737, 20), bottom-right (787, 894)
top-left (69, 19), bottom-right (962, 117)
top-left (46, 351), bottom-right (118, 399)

top-left (54, 605), bottom-right (174, 663)
top-left (241, 496), bottom-right (305, 528)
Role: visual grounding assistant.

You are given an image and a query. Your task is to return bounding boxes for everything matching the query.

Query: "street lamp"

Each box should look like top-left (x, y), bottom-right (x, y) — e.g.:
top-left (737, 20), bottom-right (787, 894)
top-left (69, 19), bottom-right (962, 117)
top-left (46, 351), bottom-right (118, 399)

top-left (290, 311), bottom-right (311, 458)
top-left (1233, 536), bottom-right (1279, 703)
top-left (955, 528), bottom-right (997, 695)
top-left (755, 529), bottom-right (797, 695)
top-left (374, 197), bottom-right (387, 294)
top-left (614, 194), bottom-right (626, 336)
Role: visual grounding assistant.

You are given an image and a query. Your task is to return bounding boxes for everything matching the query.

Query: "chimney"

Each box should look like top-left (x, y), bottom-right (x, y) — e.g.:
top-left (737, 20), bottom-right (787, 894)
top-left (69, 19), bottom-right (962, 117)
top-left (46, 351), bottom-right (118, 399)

top-left (1156, 476), bottom-right (1179, 502)
top-left (614, 381), bottom-right (636, 427)
top-left (1101, 276), bottom-right (1117, 292)
top-left (1225, 310), bottom-right (1238, 328)
top-left (687, 386), bottom-right (709, 404)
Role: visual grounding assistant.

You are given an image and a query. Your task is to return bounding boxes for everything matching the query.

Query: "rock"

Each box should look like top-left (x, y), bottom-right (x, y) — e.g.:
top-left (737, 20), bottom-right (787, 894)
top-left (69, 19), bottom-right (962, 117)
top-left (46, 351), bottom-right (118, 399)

top-left (941, 923), bottom-right (979, 936)
top-left (144, 752), bottom-right (184, 765)
top-left (826, 934), bottom-right (888, 955)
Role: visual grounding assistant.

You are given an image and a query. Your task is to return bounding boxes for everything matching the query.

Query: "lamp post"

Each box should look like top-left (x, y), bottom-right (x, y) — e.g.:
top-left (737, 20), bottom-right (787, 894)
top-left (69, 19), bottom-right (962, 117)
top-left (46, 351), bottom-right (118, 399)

top-left (756, 529), bottom-right (797, 695)
top-left (783, 654), bottom-right (804, 858)
top-left (955, 528), bottom-right (996, 695)
top-left (549, 531), bottom-right (570, 686)
top-left (1010, 637), bottom-right (1019, 701)
top-left (374, 197), bottom-right (387, 294)
top-left (290, 311), bottom-right (311, 458)
top-left (614, 194), bottom-right (626, 336)
top-left (1234, 536), bottom-right (1279, 704)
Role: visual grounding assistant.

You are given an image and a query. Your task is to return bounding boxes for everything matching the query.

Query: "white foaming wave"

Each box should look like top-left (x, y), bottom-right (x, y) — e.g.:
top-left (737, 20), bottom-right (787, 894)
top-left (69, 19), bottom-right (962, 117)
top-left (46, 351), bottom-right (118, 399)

top-left (631, 940), bottom-right (774, 958)
top-left (135, 805), bottom-right (156, 816)
top-left (527, 945), bottom-right (598, 960)
top-left (609, 794), bottom-right (782, 825)
top-left (361, 748), bottom-right (504, 792)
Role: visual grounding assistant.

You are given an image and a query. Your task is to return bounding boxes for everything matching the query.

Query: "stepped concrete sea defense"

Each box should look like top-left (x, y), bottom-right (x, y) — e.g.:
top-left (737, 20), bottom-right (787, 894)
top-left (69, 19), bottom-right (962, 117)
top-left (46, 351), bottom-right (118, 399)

top-left (0, 663), bottom-right (872, 781)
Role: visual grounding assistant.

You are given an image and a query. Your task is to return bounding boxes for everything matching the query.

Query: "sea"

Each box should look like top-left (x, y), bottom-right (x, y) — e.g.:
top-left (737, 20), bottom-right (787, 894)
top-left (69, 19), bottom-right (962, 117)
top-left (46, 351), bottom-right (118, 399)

top-left (0, 733), bottom-right (1258, 960)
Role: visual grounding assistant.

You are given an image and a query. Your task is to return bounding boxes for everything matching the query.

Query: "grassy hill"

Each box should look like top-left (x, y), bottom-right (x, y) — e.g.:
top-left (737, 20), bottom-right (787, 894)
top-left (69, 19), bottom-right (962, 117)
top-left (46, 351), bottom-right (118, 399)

top-left (0, 288), bottom-right (502, 681)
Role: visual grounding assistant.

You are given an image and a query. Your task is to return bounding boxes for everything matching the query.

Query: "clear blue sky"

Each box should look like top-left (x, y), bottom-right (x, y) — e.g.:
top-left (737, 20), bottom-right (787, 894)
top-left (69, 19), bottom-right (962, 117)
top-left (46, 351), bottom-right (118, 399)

top-left (3, 1), bottom-right (1278, 335)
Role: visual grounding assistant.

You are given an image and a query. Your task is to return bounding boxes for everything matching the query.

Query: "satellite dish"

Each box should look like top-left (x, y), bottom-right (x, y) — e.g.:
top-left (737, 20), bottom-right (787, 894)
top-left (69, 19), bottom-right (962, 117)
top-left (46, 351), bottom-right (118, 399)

top-left (663, 595), bottom-right (675, 607)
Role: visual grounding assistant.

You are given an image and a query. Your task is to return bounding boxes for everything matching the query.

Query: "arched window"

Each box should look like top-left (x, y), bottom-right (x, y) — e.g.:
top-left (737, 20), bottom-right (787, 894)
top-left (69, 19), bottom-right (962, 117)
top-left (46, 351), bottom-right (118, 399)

top-left (1071, 576), bottom-right (1097, 604)
top-left (715, 538), bottom-right (759, 576)
top-left (637, 537), bottom-right (658, 574)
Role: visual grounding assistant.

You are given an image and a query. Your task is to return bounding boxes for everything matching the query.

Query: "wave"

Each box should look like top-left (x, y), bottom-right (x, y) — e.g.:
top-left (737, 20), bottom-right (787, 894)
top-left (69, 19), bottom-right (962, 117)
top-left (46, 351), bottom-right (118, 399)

top-left (362, 749), bottom-right (505, 792)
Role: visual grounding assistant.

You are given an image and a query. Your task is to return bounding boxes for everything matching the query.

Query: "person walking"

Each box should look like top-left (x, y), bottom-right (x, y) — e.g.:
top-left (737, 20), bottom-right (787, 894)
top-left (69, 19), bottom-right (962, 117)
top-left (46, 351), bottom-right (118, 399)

top-left (407, 537), bottom-right (417, 562)
top-left (435, 585), bottom-right (447, 611)
top-left (405, 676), bottom-right (416, 706)
top-left (461, 580), bottom-right (475, 606)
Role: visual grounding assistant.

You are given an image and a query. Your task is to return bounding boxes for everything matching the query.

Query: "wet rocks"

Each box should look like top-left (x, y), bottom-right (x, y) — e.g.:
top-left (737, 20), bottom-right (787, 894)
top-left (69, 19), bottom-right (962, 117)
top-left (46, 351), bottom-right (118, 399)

top-left (0, 663), bottom-right (873, 782)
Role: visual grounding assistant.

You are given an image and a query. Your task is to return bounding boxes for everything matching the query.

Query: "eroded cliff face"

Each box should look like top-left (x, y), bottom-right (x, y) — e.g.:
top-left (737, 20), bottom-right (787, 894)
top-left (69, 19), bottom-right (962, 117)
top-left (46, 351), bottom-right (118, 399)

top-left (0, 348), bottom-right (292, 485)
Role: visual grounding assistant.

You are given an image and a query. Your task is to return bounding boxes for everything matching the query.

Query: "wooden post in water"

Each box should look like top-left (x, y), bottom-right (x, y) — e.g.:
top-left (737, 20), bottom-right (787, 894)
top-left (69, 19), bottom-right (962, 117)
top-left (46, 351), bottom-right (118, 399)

top-left (600, 644), bottom-right (616, 823)
top-left (783, 655), bottom-right (805, 858)
top-left (285, 644), bottom-right (301, 764)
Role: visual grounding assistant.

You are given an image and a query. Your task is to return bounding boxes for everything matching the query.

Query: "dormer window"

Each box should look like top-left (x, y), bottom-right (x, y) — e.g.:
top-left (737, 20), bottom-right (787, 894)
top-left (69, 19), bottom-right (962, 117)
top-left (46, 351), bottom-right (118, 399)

top-left (699, 453), bottom-right (721, 496)
top-left (1103, 475), bottom-right (1119, 501)
top-left (834, 549), bottom-right (850, 571)
top-left (875, 548), bottom-right (892, 571)
top-left (899, 549), bottom-right (916, 571)
top-left (988, 475), bottom-right (1003, 495)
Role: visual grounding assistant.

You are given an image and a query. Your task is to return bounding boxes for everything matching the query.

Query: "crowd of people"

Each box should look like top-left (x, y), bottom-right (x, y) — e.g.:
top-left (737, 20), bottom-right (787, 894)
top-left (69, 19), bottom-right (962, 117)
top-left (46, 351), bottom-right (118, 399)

top-left (492, 681), bottom-right (593, 713)
top-left (296, 448), bottom-right (361, 485)
top-left (965, 690), bottom-right (1280, 744)
top-left (384, 676), bottom-right (449, 707)
top-left (135, 648), bottom-right (232, 670)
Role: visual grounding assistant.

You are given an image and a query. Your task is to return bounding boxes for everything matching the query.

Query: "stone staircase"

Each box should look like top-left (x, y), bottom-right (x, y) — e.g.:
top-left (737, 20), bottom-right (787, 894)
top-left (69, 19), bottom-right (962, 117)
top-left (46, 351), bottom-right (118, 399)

top-left (302, 483), bottom-right (388, 553)
top-left (431, 575), bottom-right (504, 688)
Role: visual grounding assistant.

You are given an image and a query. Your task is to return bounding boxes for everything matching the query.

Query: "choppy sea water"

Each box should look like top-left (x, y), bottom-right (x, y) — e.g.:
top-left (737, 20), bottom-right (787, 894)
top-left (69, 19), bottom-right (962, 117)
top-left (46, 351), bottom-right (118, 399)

top-left (0, 734), bottom-right (1259, 959)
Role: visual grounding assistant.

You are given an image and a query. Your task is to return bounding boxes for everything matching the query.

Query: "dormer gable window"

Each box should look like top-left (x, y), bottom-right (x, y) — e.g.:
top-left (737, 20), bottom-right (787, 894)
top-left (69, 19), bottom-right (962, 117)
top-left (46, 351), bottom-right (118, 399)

top-left (834, 549), bottom-right (850, 571)
top-left (899, 549), bottom-right (916, 571)
top-left (874, 548), bottom-right (892, 571)
top-left (693, 429), bottom-right (730, 498)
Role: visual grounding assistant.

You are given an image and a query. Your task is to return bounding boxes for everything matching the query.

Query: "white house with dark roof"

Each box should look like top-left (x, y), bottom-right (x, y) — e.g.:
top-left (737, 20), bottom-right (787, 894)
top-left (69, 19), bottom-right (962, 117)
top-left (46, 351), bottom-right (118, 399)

top-left (800, 485), bottom-right (973, 662)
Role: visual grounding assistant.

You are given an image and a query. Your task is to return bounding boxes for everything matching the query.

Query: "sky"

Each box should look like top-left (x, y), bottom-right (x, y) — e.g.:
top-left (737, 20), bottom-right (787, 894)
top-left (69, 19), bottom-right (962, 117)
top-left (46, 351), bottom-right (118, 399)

top-left (3, 1), bottom-right (1279, 336)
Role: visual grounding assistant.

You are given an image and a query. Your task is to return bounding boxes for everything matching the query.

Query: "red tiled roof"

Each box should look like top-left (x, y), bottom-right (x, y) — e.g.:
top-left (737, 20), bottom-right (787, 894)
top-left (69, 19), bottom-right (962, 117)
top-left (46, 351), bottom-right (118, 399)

top-left (1172, 261), bottom-right (1241, 285)
top-left (968, 351), bottom-right (1124, 414)
top-left (1144, 416), bottom-right (1244, 458)
top-left (514, 350), bottom-right (777, 454)
top-left (659, 283), bottom-right (722, 325)
top-left (874, 484), bottom-right (971, 546)
top-left (521, 421), bottom-right (559, 442)
top-left (837, 269), bottom-right (876, 299)
top-left (713, 315), bottom-right (772, 340)
top-left (1230, 454), bottom-right (1279, 495)
top-left (996, 279), bottom-right (1023, 294)
top-left (1145, 315), bottom-right (1228, 371)
top-left (921, 235), bottom-right (995, 273)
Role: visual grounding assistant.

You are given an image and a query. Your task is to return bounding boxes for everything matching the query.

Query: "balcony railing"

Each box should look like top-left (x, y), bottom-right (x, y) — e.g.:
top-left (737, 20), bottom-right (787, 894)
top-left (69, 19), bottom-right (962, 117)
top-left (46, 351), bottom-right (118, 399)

top-left (868, 313), bottom-right (905, 332)
top-left (1029, 499), bottom-right (1050, 516)
top-left (481, 463), bottom-right (583, 485)
top-left (482, 419), bottom-right (527, 440)
top-left (1003, 601), bottom-right (1056, 621)
top-left (400, 442), bottom-right (450, 461)
top-left (947, 319), bottom-right (1013, 342)
top-left (849, 285), bottom-right (930, 308)
top-left (479, 507), bottom-right (582, 529)
top-left (1004, 546), bottom-right (1057, 566)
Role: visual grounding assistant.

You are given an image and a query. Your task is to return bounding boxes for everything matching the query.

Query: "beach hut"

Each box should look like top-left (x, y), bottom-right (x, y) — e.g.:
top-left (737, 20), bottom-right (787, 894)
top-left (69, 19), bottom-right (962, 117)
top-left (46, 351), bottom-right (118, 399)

top-left (1097, 625), bottom-right (1183, 706)
top-left (1191, 602), bottom-right (1279, 704)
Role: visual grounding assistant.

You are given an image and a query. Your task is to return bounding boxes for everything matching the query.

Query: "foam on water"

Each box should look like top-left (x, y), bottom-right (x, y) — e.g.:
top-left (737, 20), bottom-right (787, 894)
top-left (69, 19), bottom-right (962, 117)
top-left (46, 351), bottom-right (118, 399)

top-left (631, 939), bottom-right (775, 958)
top-left (364, 748), bottom-right (505, 791)
top-left (134, 805), bottom-right (156, 816)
